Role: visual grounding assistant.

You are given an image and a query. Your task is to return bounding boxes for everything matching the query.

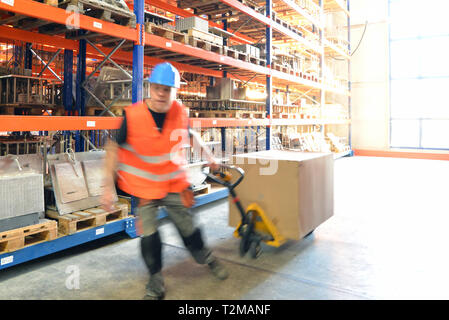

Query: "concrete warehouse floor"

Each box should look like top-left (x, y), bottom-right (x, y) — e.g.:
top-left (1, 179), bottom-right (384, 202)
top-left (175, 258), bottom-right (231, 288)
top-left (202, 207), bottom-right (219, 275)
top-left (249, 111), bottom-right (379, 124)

top-left (1, 156), bottom-right (449, 300)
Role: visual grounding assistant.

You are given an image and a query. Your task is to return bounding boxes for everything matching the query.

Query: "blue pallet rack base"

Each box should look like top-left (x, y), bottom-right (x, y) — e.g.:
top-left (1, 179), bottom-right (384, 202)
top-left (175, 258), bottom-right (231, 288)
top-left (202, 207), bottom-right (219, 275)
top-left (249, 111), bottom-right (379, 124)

top-left (0, 189), bottom-right (229, 270)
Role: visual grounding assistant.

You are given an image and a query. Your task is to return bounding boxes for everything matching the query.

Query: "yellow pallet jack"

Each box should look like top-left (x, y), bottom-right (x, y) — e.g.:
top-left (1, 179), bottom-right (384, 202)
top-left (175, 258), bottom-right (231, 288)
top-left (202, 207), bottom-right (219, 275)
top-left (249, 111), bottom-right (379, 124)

top-left (206, 164), bottom-right (287, 258)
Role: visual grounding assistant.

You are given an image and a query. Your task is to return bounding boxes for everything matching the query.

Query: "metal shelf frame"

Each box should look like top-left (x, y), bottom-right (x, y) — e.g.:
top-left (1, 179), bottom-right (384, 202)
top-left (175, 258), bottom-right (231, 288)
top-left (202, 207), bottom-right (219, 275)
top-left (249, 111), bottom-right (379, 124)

top-left (0, 0), bottom-right (351, 270)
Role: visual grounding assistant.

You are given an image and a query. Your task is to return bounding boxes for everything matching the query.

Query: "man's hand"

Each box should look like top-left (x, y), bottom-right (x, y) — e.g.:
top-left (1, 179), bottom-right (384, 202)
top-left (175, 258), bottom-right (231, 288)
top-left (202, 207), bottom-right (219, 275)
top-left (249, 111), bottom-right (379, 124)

top-left (207, 158), bottom-right (220, 172)
top-left (101, 187), bottom-right (115, 212)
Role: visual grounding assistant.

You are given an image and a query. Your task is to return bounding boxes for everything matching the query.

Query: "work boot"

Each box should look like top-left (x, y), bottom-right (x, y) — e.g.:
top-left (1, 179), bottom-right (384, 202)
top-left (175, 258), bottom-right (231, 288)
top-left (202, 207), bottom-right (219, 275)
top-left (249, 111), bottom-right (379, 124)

top-left (207, 258), bottom-right (229, 280)
top-left (143, 272), bottom-right (165, 300)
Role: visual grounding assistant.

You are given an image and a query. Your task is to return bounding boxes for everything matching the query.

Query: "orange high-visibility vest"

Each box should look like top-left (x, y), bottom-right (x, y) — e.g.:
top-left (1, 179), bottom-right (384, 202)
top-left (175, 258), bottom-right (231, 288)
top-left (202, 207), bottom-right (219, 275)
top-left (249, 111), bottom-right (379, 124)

top-left (116, 100), bottom-right (190, 200)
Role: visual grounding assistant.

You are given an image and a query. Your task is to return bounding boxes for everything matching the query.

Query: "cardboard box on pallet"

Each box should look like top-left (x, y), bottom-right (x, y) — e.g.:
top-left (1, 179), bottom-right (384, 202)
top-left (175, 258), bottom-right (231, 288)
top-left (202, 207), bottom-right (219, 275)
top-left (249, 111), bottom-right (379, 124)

top-left (228, 150), bottom-right (334, 240)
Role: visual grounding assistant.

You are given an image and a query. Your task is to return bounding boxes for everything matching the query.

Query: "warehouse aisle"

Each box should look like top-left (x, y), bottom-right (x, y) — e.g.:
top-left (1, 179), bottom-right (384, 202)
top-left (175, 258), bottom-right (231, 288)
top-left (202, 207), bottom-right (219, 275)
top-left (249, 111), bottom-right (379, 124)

top-left (1, 156), bottom-right (449, 300)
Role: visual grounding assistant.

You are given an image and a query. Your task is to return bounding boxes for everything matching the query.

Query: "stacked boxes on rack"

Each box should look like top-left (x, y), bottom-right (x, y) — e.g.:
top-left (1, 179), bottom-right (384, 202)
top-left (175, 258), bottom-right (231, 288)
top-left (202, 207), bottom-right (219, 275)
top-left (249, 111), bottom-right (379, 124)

top-left (171, 17), bottom-right (223, 46)
top-left (296, 0), bottom-right (321, 20)
top-left (230, 44), bottom-right (260, 59)
top-left (175, 16), bottom-right (209, 33)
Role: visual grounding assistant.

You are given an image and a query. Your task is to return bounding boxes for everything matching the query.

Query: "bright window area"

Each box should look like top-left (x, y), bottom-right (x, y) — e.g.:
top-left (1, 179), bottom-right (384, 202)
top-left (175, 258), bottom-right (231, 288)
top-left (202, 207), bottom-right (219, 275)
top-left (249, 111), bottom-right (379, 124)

top-left (389, 0), bottom-right (449, 149)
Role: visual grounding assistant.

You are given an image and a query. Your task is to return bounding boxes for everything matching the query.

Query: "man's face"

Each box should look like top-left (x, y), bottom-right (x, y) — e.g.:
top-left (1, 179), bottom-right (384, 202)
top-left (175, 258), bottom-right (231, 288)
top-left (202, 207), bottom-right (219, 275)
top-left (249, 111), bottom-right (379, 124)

top-left (150, 83), bottom-right (176, 112)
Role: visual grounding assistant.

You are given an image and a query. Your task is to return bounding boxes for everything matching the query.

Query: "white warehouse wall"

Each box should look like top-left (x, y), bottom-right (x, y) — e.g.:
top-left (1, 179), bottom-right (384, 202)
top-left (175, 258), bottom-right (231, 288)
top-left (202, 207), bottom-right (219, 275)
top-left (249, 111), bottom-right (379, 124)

top-left (349, 0), bottom-right (390, 150)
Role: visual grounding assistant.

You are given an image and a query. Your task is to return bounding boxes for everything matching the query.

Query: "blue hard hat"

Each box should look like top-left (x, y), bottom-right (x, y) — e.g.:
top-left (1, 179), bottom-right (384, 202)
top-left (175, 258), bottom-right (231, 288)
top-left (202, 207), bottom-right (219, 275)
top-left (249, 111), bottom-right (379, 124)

top-left (148, 62), bottom-right (180, 88)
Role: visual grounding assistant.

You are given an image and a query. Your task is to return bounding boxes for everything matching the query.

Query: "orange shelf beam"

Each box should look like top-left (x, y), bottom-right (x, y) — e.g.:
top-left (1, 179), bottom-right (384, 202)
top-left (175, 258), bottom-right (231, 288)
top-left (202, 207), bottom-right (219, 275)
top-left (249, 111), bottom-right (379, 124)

top-left (0, 0), bottom-right (138, 42)
top-left (0, 26), bottom-right (78, 50)
top-left (353, 149), bottom-right (449, 161)
top-left (0, 116), bottom-right (122, 131)
top-left (189, 118), bottom-right (268, 128)
top-left (0, 116), bottom-right (271, 130)
top-left (0, 25), bottom-right (222, 78)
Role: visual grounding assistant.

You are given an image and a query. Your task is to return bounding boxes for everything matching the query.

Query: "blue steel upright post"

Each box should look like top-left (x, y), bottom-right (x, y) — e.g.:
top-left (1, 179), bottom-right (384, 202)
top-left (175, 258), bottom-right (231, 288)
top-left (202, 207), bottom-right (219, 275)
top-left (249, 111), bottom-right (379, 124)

top-left (132, 0), bottom-right (144, 103)
top-left (129, 0), bottom-right (145, 220)
top-left (266, 0), bottom-right (272, 150)
top-left (24, 43), bottom-right (32, 70)
top-left (75, 31), bottom-right (86, 152)
top-left (63, 50), bottom-right (73, 115)
top-left (221, 14), bottom-right (228, 158)
top-left (347, 0), bottom-right (352, 152)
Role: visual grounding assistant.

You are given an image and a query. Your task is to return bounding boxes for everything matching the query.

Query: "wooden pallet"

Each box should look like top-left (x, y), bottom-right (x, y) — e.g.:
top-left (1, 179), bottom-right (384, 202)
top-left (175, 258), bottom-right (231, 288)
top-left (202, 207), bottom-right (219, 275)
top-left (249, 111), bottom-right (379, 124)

top-left (46, 203), bottom-right (128, 235)
top-left (187, 28), bottom-right (223, 46)
top-left (188, 37), bottom-right (223, 54)
top-left (223, 47), bottom-right (238, 59)
top-left (0, 219), bottom-right (57, 254)
top-left (272, 113), bottom-right (299, 119)
top-left (145, 23), bottom-right (188, 44)
top-left (249, 56), bottom-right (266, 66)
top-left (272, 63), bottom-right (289, 74)
top-left (222, 47), bottom-right (262, 65)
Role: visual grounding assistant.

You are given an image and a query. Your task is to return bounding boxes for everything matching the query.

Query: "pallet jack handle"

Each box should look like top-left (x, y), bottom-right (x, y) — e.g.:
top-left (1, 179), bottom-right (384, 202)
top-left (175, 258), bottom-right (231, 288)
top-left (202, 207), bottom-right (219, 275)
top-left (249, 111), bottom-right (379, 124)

top-left (205, 164), bottom-right (245, 191)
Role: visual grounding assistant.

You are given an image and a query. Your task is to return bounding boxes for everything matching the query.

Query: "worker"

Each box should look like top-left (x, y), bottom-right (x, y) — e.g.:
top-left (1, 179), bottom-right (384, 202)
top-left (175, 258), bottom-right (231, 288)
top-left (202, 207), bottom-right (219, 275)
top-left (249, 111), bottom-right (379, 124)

top-left (101, 62), bottom-right (229, 300)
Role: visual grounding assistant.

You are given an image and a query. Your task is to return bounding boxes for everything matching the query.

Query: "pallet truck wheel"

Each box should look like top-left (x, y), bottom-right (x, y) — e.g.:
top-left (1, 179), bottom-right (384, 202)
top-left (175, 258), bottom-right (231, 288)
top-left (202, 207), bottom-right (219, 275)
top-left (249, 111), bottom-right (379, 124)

top-left (239, 234), bottom-right (251, 257)
top-left (239, 211), bottom-right (255, 257)
top-left (249, 240), bottom-right (262, 259)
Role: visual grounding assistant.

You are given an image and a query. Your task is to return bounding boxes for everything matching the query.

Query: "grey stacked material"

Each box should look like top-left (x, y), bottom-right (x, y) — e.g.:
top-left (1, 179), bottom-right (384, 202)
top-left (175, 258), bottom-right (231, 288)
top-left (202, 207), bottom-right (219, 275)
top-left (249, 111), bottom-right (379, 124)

top-left (54, 162), bottom-right (89, 203)
top-left (175, 16), bottom-right (208, 33)
top-left (0, 172), bottom-right (44, 221)
top-left (231, 44), bottom-right (260, 59)
top-left (161, 23), bottom-right (176, 31)
top-left (146, 10), bottom-right (173, 25)
top-left (47, 151), bottom-right (118, 215)
top-left (82, 160), bottom-right (107, 197)
top-left (206, 78), bottom-right (246, 101)
top-left (0, 213), bottom-right (40, 233)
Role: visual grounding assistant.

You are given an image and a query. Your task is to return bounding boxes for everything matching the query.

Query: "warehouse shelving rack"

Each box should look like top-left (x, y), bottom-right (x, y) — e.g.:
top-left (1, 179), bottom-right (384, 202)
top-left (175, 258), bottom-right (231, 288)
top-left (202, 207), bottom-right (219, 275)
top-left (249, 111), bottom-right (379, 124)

top-left (0, 0), bottom-right (351, 269)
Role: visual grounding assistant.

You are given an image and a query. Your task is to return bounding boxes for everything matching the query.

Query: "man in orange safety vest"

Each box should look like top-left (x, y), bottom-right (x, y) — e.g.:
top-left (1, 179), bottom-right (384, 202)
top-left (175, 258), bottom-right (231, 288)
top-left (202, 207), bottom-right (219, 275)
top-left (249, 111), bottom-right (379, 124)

top-left (101, 62), bottom-right (228, 300)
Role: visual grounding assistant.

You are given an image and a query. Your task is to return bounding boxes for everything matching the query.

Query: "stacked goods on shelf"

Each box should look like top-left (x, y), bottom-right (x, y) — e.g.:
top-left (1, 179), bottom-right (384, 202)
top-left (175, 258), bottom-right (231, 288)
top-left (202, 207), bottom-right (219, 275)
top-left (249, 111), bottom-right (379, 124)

top-left (324, 13), bottom-right (349, 54)
top-left (62, 0), bottom-right (136, 27)
top-left (185, 78), bottom-right (266, 119)
top-left (45, 151), bottom-right (118, 215)
top-left (321, 103), bottom-right (348, 120)
top-left (304, 55), bottom-right (320, 80)
top-left (85, 66), bottom-right (134, 115)
top-left (326, 132), bottom-right (350, 153)
top-left (271, 46), bottom-right (319, 81)
top-left (0, 155), bottom-right (44, 232)
top-left (290, 132), bottom-right (331, 153)
top-left (297, 0), bottom-right (321, 20)
top-left (275, 127), bottom-right (332, 153)
top-left (291, 51), bottom-right (306, 74)
top-left (323, 58), bottom-right (348, 91)
top-left (174, 16), bottom-right (209, 33)
top-left (170, 17), bottom-right (223, 46)
top-left (145, 22), bottom-right (188, 44)
top-left (144, 9), bottom-right (173, 25)
top-left (230, 44), bottom-right (261, 59)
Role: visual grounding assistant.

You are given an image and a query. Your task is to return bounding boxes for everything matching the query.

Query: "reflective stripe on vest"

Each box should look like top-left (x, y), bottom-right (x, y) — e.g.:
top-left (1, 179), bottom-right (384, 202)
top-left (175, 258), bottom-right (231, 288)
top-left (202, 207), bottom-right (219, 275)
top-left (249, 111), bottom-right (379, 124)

top-left (118, 163), bottom-right (184, 182)
top-left (120, 143), bottom-right (177, 164)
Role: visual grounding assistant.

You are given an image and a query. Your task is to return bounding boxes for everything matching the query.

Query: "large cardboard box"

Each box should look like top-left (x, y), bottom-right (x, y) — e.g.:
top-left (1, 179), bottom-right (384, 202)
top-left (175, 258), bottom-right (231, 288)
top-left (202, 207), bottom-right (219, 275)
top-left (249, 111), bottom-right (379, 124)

top-left (229, 151), bottom-right (334, 240)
